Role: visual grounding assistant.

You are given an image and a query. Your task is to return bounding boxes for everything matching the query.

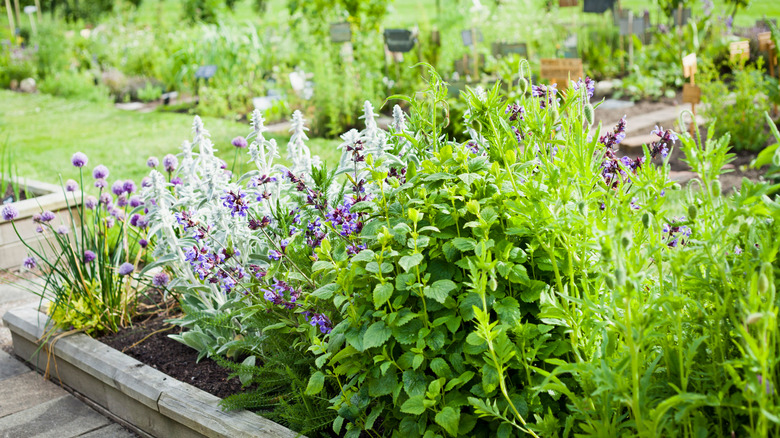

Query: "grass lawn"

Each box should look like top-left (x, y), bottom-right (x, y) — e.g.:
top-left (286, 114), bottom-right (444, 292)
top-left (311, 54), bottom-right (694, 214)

top-left (0, 90), bottom-right (339, 185)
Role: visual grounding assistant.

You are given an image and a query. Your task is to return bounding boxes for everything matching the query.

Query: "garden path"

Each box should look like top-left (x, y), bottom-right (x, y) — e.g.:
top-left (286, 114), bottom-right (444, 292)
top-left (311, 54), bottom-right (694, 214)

top-left (0, 283), bottom-right (141, 438)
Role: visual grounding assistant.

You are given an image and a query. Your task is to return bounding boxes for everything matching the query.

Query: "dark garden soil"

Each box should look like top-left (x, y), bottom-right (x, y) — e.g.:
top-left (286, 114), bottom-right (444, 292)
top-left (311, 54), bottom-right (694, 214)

top-left (2, 185), bottom-right (29, 203)
top-left (98, 294), bottom-right (244, 400)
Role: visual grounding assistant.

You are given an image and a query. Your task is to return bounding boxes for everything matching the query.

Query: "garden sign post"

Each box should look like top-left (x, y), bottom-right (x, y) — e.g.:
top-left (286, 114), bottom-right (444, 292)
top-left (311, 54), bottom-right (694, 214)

top-left (682, 53), bottom-right (699, 136)
top-left (759, 32), bottom-right (778, 114)
top-left (540, 58), bottom-right (583, 90)
top-left (461, 28), bottom-right (483, 78)
top-left (729, 40), bottom-right (750, 65)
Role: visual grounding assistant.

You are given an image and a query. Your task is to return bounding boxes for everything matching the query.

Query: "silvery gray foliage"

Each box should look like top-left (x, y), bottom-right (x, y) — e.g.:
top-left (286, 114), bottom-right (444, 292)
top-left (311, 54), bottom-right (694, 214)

top-left (144, 101), bottom-right (408, 305)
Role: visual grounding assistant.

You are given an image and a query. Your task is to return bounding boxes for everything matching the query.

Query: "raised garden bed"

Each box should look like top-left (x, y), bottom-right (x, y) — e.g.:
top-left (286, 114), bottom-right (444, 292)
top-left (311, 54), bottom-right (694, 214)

top-left (2, 306), bottom-right (302, 438)
top-left (0, 178), bottom-right (82, 270)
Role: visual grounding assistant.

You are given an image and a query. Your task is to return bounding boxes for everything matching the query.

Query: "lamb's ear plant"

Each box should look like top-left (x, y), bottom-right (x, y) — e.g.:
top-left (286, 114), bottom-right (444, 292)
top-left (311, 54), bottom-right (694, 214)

top-left (2, 153), bottom-right (155, 334)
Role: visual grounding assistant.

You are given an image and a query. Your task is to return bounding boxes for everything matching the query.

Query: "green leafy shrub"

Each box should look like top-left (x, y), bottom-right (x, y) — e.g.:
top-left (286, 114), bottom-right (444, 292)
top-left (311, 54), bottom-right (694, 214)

top-left (39, 71), bottom-right (112, 104)
top-left (700, 58), bottom-right (770, 151)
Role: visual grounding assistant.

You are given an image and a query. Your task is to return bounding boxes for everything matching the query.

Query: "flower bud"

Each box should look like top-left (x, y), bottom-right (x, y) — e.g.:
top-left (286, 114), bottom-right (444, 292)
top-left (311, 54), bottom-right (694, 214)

top-left (578, 201), bottom-right (586, 216)
top-left (518, 78), bottom-right (529, 95)
top-left (687, 204), bottom-right (697, 220)
top-left (712, 180), bottom-right (721, 196)
top-left (615, 267), bottom-right (626, 285)
top-left (642, 212), bottom-right (651, 228)
top-left (584, 104), bottom-right (594, 126)
top-left (758, 273), bottom-right (769, 294)
top-left (604, 275), bottom-right (615, 289)
top-left (621, 236), bottom-right (631, 249)
top-left (550, 108), bottom-right (559, 121)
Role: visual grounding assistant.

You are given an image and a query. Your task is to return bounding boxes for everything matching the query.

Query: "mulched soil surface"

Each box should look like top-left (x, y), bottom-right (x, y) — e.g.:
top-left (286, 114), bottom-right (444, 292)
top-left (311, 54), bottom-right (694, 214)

top-left (98, 296), bottom-right (244, 400)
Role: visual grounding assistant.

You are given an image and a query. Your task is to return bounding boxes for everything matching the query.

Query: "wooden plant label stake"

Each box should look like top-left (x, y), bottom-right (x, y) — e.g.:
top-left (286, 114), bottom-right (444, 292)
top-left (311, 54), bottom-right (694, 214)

top-left (540, 58), bottom-right (583, 90)
top-left (682, 53), bottom-right (698, 135)
top-left (559, 0), bottom-right (578, 7)
top-left (330, 22), bottom-right (352, 43)
top-left (759, 32), bottom-right (776, 78)
top-left (729, 40), bottom-right (750, 64)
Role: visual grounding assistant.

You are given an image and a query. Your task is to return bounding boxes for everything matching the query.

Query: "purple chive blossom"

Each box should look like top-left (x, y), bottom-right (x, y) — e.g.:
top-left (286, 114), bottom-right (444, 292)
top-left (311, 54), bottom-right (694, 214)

top-left (22, 256), bottom-right (36, 269)
top-left (139, 239), bottom-right (148, 248)
top-left (32, 213), bottom-right (42, 223)
top-left (100, 193), bottom-right (112, 206)
top-left (65, 179), bottom-right (79, 192)
top-left (71, 152), bottom-right (88, 168)
top-left (85, 196), bottom-right (98, 210)
top-left (35, 224), bottom-right (44, 233)
top-left (129, 196), bottom-right (143, 208)
top-left (57, 225), bottom-right (69, 235)
top-left (111, 181), bottom-right (125, 196)
top-left (41, 211), bottom-right (56, 222)
top-left (92, 165), bottom-right (109, 179)
top-left (118, 262), bottom-right (134, 276)
top-left (105, 216), bottom-right (115, 228)
top-left (2, 205), bottom-right (19, 221)
top-left (117, 195), bottom-right (128, 207)
top-left (163, 154), bottom-right (178, 173)
top-left (147, 157), bottom-right (159, 168)
top-left (84, 250), bottom-right (96, 263)
top-left (94, 178), bottom-right (108, 189)
top-left (231, 136), bottom-right (248, 148)
top-left (152, 272), bottom-right (170, 287)
top-left (123, 180), bottom-right (136, 194)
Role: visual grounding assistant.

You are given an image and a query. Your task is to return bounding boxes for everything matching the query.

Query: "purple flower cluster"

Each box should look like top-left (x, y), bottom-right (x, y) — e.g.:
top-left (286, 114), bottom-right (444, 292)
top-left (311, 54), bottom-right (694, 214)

top-left (386, 166), bottom-right (407, 183)
top-left (573, 77), bottom-right (596, 100)
top-left (221, 189), bottom-right (249, 218)
top-left (184, 244), bottom-right (246, 292)
top-left (532, 84), bottom-right (558, 109)
top-left (284, 171), bottom-right (327, 211)
top-left (231, 136), bottom-right (248, 148)
top-left (153, 272), bottom-right (170, 287)
top-left (71, 152), bottom-right (88, 168)
top-left (599, 117), bottom-right (627, 149)
top-left (2, 204), bottom-right (18, 221)
top-left (84, 250), bottom-right (96, 263)
top-left (326, 198), bottom-right (364, 238)
top-left (163, 154), bottom-right (178, 173)
top-left (147, 157), bottom-right (159, 168)
top-left (22, 256), bottom-right (36, 269)
top-left (118, 262), bottom-right (135, 276)
top-left (65, 179), bottom-right (79, 192)
top-left (505, 103), bottom-right (525, 122)
top-left (175, 211), bottom-right (210, 240)
top-left (663, 217), bottom-right (692, 248)
top-left (260, 280), bottom-right (333, 334)
top-left (649, 126), bottom-right (678, 160)
top-left (598, 117), bottom-right (646, 188)
top-left (93, 165), bottom-right (109, 180)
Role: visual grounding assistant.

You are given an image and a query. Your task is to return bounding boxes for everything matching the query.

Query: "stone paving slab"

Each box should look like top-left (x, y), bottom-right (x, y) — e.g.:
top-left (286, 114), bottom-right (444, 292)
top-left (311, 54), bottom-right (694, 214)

top-left (0, 371), bottom-right (67, 418)
top-left (0, 395), bottom-right (111, 438)
top-left (77, 423), bottom-right (138, 438)
top-left (0, 350), bottom-right (30, 381)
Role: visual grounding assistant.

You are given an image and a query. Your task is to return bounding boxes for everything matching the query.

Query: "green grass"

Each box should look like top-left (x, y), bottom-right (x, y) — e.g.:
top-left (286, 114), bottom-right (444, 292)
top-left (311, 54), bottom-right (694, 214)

top-left (0, 90), bottom-right (339, 185)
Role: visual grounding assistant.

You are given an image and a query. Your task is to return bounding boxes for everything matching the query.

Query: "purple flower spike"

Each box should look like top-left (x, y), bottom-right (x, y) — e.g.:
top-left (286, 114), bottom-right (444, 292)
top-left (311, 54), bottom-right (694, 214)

top-left (2, 204), bottom-right (19, 221)
top-left (111, 181), bottom-right (125, 196)
top-left (84, 250), bottom-right (96, 263)
top-left (71, 152), bottom-right (88, 168)
top-left (163, 154), bottom-right (178, 173)
top-left (118, 262), bottom-right (134, 276)
top-left (139, 239), bottom-right (148, 248)
top-left (92, 165), bottom-right (109, 179)
top-left (65, 179), bottom-right (79, 192)
top-left (152, 272), bottom-right (170, 287)
top-left (22, 256), bottom-right (36, 269)
top-left (147, 157), bottom-right (159, 168)
top-left (129, 196), bottom-right (143, 208)
top-left (231, 136), bottom-right (248, 148)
